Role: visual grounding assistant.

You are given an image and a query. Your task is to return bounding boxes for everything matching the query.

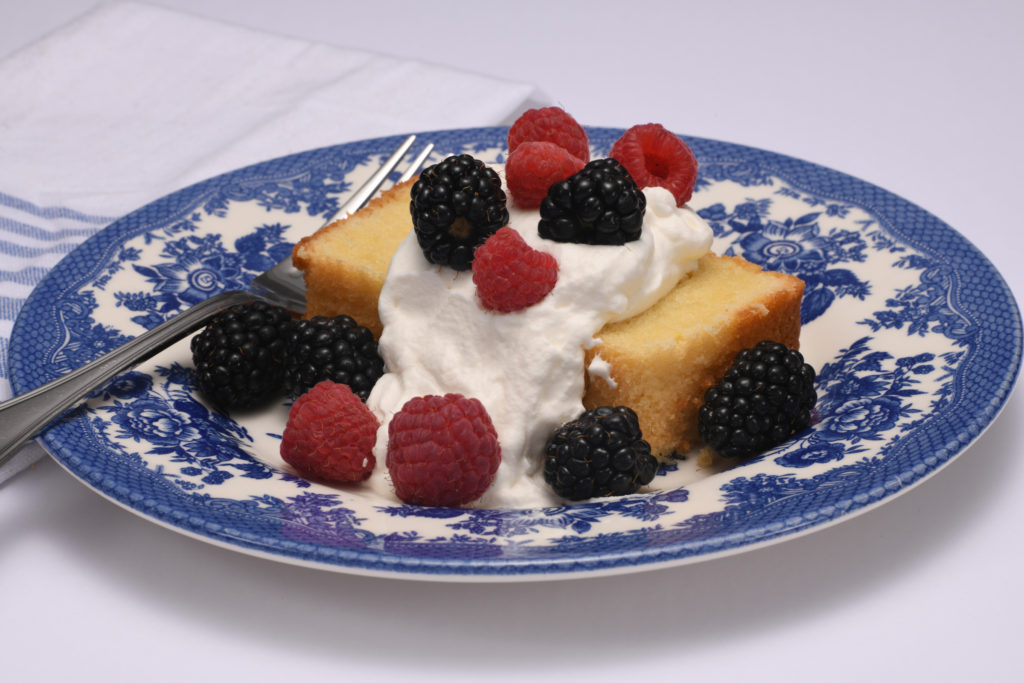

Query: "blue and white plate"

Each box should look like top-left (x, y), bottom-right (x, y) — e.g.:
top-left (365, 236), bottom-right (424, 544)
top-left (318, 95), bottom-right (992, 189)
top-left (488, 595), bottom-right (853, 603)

top-left (9, 128), bottom-right (1022, 580)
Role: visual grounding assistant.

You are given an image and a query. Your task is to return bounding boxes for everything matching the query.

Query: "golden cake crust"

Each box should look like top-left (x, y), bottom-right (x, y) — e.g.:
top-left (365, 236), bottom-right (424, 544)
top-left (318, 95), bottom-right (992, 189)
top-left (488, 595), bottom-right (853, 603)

top-left (293, 179), bottom-right (414, 337)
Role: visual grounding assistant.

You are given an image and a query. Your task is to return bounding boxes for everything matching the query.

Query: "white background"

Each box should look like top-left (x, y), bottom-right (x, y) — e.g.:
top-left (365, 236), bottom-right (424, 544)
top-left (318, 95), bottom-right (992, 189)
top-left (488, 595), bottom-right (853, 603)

top-left (2, 1), bottom-right (1022, 681)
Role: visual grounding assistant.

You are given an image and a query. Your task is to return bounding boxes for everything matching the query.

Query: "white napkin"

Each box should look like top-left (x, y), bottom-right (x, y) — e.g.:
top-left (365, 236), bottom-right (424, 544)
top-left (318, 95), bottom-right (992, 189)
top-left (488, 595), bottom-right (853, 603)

top-left (0, 1), bottom-right (546, 483)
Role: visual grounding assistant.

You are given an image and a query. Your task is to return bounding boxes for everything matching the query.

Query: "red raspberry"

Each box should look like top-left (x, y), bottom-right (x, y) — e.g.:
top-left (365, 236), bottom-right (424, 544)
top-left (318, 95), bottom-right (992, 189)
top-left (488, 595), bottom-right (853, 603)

top-left (472, 227), bottom-right (558, 313)
top-left (386, 394), bottom-right (501, 507)
top-left (506, 141), bottom-right (586, 209)
top-left (508, 106), bottom-right (590, 163)
top-left (610, 123), bottom-right (699, 206)
top-left (281, 381), bottom-right (379, 483)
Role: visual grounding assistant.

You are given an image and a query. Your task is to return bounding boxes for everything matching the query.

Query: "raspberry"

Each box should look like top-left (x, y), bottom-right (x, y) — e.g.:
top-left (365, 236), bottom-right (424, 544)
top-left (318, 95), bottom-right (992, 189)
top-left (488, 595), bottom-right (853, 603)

top-left (281, 381), bottom-right (379, 483)
top-left (472, 227), bottom-right (558, 313)
top-left (386, 394), bottom-right (501, 507)
top-left (506, 141), bottom-right (586, 209)
top-left (610, 123), bottom-right (699, 206)
top-left (508, 106), bottom-right (590, 163)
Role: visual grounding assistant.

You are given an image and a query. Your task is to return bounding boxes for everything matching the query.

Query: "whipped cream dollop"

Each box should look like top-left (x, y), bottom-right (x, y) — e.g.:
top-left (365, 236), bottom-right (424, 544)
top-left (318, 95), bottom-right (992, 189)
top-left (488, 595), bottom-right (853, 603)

top-left (365, 183), bottom-right (713, 508)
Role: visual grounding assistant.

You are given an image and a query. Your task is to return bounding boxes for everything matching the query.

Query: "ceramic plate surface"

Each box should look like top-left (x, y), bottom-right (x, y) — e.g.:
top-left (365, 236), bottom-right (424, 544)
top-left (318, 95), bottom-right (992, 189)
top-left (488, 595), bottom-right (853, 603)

top-left (9, 127), bottom-right (1022, 580)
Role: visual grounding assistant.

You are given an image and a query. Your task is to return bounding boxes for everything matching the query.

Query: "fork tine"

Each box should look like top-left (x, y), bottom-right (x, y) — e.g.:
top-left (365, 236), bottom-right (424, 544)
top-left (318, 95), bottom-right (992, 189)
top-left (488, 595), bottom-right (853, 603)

top-left (397, 143), bottom-right (434, 184)
top-left (326, 134), bottom-right (417, 223)
top-left (250, 135), bottom-right (429, 312)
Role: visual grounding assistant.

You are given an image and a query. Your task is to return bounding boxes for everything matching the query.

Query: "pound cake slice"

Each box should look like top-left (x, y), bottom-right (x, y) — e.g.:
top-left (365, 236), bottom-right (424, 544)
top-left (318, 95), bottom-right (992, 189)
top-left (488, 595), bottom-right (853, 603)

top-left (584, 254), bottom-right (803, 457)
top-left (293, 181), bottom-right (804, 459)
top-left (293, 179), bottom-right (415, 338)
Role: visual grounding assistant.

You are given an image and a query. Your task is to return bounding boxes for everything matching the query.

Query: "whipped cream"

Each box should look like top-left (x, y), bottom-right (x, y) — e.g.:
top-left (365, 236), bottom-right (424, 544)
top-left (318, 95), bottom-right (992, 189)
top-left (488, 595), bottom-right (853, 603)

top-left (365, 182), bottom-right (713, 508)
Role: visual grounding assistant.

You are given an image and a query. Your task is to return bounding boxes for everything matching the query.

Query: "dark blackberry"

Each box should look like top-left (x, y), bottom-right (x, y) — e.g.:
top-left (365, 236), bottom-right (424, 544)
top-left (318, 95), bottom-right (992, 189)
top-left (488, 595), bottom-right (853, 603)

top-left (409, 154), bottom-right (509, 270)
top-left (283, 315), bottom-right (385, 401)
top-left (538, 157), bottom-right (646, 245)
top-left (698, 341), bottom-right (817, 459)
top-left (190, 301), bottom-right (292, 410)
top-left (543, 406), bottom-right (658, 501)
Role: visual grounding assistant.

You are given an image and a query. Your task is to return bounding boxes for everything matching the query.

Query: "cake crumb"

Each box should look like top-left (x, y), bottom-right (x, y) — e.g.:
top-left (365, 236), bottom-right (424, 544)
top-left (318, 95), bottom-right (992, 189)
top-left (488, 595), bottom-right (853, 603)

top-left (696, 447), bottom-right (716, 468)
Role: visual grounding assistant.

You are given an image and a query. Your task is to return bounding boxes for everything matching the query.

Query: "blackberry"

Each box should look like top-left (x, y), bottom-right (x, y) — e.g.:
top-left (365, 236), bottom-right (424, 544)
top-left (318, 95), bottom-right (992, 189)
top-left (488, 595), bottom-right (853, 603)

top-left (698, 341), bottom-right (817, 459)
top-left (543, 406), bottom-right (658, 501)
top-left (409, 154), bottom-right (509, 270)
top-left (190, 301), bottom-right (292, 410)
top-left (538, 158), bottom-right (646, 245)
top-left (283, 315), bottom-right (385, 401)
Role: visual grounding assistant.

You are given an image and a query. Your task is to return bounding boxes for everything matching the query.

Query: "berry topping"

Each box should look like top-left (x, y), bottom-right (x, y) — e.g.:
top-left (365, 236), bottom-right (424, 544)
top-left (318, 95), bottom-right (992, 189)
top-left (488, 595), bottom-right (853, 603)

top-left (386, 394), bottom-right (501, 507)
top-left (507, 106), bottom-right (590, 163)
top-left (283, 315), bottom-right (384, 401)
top-left (610, 123), bottom-right (699, 206)
top-left (543, 406), bottom-right (657, 501)
top-left (538, 158), bottom-right (647, 245)
top-left (281, 381), bottom-right (379, 483)
top-left (472, 227), bottom-right (559, 313)
top-left (410, 154), bottom-right (509, 270)
top-left (505, 141), bottom-right (586, 209)
top-left (190, 301), bottom-right (292, 410)
top-left (698, 341), bottom-right (817, 459)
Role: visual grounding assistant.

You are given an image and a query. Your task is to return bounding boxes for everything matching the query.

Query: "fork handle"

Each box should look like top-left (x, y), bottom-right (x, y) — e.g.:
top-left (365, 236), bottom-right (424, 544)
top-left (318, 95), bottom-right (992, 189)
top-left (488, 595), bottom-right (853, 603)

top-left (0, 289), bottom-right (256, 468)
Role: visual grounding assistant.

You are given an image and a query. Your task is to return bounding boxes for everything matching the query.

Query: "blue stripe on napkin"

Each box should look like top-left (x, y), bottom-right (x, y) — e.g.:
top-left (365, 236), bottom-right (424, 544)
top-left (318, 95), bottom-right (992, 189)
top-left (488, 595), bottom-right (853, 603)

top-left (0, 191), bottom-right (112, 394)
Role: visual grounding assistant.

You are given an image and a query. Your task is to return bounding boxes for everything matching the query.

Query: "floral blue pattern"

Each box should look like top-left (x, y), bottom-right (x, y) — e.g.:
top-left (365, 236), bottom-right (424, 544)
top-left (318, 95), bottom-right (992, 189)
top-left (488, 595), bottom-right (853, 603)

top-left (8, 127), bottom-right (1021, 579)
top-left (94, 364), bottom-right (277, 488)
top-left (701, 198), bottom-right (873, 324)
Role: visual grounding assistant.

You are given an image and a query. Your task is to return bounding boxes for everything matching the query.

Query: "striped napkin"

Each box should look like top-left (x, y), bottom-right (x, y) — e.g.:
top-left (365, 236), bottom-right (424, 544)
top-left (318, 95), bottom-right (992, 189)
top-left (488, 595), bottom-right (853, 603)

top-left (0, 1), bottom-right (544, 483)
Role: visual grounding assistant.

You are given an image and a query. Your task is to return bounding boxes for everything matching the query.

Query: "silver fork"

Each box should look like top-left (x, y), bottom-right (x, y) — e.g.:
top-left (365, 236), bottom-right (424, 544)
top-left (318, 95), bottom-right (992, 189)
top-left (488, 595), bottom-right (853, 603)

top-left (0, 135), bottom-right (434, 468)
